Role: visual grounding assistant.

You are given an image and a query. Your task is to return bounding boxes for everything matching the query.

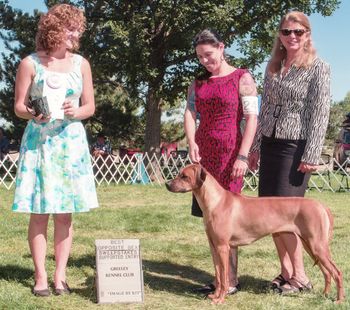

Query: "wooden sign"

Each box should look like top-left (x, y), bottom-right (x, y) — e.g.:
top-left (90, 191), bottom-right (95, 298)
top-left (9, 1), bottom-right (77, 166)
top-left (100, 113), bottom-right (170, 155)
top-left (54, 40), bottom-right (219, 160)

top-left (95, 239), bottom-right (144, 303)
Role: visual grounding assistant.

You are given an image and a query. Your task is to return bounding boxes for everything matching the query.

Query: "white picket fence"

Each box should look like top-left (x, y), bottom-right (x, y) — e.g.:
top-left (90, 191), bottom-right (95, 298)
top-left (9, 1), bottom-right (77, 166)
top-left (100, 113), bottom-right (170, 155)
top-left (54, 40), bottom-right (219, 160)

top-left (1, 152), bottom-right (349, 192)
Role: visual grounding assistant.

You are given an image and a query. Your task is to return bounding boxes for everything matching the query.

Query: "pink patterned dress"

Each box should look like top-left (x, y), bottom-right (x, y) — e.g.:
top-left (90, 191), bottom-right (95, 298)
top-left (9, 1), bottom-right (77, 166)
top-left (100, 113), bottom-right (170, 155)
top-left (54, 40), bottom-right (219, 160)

top-left (195, 69), bottom-right (247, 192)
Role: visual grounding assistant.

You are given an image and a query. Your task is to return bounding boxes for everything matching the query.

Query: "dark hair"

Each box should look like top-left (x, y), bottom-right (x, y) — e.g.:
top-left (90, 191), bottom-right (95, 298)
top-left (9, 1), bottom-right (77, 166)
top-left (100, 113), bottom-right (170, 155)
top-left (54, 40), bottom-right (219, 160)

top-left (193, 29), bottom-right (224, 81)
top-left (192, 29), bottom-right (223, 48)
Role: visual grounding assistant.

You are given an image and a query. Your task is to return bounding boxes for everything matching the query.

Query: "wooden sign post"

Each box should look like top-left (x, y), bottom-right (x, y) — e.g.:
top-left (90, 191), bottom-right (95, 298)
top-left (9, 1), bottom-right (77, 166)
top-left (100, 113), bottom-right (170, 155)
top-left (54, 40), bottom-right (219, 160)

top-left (95, 239), bottom-right (144, 303)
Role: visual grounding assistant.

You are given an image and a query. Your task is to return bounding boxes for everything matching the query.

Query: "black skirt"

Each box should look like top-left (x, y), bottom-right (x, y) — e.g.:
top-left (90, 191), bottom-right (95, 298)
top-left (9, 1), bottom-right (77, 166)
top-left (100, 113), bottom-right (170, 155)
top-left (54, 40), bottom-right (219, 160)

top-left (258, 135), bottom-right (310, 197)
top-left (191, 195), bottom-right (202, 217)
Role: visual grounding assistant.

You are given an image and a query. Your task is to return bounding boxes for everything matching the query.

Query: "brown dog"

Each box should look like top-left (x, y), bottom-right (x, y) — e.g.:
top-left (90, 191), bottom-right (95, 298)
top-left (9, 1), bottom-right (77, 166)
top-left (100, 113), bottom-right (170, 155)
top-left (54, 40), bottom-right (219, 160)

top-left (166, 163), bottom-right (344, 304)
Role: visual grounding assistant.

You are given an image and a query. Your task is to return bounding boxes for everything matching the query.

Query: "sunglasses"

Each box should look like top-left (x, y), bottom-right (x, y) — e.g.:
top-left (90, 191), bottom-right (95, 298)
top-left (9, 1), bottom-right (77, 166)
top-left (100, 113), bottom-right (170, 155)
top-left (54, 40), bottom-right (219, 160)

top-left (280, 29), bottom-right (308, 37)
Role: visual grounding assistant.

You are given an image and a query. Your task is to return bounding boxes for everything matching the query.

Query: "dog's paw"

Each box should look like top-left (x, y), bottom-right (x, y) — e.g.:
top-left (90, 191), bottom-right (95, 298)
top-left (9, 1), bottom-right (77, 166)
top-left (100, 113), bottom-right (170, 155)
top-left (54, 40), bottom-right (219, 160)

top-left (211, 296), bottom-right (225, 304)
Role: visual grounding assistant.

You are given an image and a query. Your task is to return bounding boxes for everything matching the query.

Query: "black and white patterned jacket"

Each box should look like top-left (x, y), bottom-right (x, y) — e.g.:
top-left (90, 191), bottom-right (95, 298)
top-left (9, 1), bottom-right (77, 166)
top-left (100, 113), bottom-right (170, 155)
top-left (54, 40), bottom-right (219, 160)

top-left (251, 57), bottom-right (330, 165)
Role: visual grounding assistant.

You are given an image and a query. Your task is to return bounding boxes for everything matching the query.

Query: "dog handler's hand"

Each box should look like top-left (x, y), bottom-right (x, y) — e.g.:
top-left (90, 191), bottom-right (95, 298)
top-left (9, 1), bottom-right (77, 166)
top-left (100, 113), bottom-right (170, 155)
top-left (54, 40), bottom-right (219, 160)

top-left (298, 162), bottom-right (317, 173)
top-left (249, 151), bottom-right (259, 171)
top-left (231, 158), bottom-right (248, 179)
top-left (188, 141), bottom-right (201, 163)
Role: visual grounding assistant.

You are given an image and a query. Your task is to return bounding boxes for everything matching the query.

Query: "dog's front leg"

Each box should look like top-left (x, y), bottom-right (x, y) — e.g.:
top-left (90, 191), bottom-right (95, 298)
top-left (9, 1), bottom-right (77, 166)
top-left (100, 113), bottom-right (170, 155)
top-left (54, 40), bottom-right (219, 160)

top-left (206, 235), bottom-right (221, 300)
top-left (209, 243), bottom-right (230, 304)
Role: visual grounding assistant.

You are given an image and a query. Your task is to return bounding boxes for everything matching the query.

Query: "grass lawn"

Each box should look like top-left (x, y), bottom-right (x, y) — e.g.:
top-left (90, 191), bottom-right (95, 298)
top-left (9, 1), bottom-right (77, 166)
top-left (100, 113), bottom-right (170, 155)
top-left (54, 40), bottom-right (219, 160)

top-left (0, 185), bottom-right (349, 310)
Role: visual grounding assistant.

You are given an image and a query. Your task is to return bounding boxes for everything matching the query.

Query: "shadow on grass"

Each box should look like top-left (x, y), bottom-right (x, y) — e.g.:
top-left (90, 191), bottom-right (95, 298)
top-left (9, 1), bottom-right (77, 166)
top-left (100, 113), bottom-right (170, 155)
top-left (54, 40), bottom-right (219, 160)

top-left (67, 254), bottom-right (97, 302)
top-left (239, 275), bottom-right (270, 294)
top-left (142, 259), bottom-right (271, 297)
top-left (0, 264), bottom-right (33, 288)
top-left (13, 254), bottom-right (97, 301)
top-left (143, 259), bottom-right (211, 296)
top-left (67, 254), bottom-right (96, 269)
top-left (66, 256), bottom-right (271, 301)
top-left (1, 254), bottom-right (271, 302)
top-left (69, 275), bottom-right (97, 303)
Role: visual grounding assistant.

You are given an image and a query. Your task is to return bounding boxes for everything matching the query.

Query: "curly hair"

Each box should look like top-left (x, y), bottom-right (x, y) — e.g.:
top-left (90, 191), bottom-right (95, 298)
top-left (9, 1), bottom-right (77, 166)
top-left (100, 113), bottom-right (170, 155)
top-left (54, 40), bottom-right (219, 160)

top-left (35, 4), bottom-right (86, 53)
top-left (268, 11), bottom-right (317, 75)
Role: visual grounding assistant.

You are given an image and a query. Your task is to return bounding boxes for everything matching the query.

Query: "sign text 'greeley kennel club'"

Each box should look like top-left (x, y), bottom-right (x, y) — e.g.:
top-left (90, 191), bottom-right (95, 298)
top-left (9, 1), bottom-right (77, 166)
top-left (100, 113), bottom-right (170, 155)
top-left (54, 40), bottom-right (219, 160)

top-left (95, 239), bottom-right (144, 303)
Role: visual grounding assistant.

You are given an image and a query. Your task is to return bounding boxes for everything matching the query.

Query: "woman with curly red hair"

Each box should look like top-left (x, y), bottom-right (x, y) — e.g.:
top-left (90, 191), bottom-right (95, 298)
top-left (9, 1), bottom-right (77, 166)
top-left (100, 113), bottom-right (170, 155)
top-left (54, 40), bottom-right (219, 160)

top-left (12, 4), bottom-right (98, 296)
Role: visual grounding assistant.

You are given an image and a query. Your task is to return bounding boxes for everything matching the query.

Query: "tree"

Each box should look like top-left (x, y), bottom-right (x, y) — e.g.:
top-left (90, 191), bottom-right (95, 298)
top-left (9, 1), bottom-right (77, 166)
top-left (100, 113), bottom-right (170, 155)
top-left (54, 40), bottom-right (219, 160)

top-left (88, 83), bottom-right (145, 148)
top-left (0, 0), bottom-right (340, 152)
top-left (0, 0), bottom-right (39, 142)
top-left (326, 92), bottom-right (350, 142)
top-left (0, 0), bottom-right (142, 146)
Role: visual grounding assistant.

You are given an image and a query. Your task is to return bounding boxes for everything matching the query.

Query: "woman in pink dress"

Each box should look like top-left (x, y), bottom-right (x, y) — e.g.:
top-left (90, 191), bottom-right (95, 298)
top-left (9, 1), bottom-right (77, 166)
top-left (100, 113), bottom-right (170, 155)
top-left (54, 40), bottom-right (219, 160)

top-left (184, 29), bottom-right (258, 296)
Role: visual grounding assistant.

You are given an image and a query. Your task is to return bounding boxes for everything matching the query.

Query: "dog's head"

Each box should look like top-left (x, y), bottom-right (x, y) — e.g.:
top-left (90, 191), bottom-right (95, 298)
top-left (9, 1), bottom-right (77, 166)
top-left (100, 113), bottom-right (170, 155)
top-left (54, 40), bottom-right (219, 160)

top-left (165, 163), bottom-right (207, 193)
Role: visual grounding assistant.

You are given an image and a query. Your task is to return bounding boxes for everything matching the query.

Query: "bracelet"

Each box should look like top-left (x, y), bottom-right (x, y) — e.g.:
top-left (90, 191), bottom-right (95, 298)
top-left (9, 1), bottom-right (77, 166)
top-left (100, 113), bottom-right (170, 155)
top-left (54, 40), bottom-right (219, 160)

top-left (237, 154), bottom-right (249, 164)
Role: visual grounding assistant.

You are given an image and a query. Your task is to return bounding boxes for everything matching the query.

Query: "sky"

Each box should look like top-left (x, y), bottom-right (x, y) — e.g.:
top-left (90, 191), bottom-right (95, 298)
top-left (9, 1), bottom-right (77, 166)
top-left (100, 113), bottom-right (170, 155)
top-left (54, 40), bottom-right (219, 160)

top-left (0, 0), bottom-right (349, 103)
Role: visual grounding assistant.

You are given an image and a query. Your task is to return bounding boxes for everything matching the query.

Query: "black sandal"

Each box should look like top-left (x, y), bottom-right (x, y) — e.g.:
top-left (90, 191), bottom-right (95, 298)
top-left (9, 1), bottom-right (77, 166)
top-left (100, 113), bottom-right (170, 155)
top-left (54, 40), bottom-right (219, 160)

top-left (276, 279), bottom-right (313, 295)
top-left (193, 283), bottom-right (215, 295)
top-left (270, 274), bottom-right (287, 289)
top-left (194, 283), bottom-right (241, 295)
top-left (193, 283), bottom-right (215, 294)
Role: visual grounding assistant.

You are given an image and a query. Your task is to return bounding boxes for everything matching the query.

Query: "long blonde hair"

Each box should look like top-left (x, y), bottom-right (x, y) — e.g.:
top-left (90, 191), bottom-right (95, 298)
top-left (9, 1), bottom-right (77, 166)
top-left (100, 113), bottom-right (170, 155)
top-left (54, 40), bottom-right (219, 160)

top-left (267, 11), bottom-right (316, 74)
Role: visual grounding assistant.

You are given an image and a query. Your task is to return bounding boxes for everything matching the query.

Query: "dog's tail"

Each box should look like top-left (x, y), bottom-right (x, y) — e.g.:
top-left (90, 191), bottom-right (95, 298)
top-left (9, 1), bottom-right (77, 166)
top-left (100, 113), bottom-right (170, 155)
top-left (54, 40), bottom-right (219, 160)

top-left (300, 204), bottom-right (334, 267)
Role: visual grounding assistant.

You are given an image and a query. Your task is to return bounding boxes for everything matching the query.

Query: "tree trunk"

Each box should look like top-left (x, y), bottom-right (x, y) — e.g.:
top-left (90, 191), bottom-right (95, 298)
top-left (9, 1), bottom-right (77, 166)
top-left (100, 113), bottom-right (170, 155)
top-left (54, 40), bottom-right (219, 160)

top-left (144, 88), bottom-right (164, 183)
top-left (144, 88), bottom-right (162, 155)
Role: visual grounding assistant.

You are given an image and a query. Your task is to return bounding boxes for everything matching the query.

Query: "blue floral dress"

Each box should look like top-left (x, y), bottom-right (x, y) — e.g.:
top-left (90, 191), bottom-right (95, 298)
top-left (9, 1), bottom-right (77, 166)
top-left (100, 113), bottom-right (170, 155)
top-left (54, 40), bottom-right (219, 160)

top-left (12, 53), bottom-right (99, 214)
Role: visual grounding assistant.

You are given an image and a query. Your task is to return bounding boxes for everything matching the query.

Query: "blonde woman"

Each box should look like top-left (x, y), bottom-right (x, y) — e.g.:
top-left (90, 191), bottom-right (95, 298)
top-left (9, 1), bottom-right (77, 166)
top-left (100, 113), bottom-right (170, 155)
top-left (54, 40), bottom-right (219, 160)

top-left (251, 11), bottom-right (330, 294)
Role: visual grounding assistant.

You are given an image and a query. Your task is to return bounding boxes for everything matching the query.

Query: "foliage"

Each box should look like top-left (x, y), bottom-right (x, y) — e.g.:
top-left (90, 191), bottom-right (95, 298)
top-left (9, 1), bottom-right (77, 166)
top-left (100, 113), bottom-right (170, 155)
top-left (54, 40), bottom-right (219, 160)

top-left (87, 82), bottom-right (144, 148)
top-left (0, 0), bottom-right (341, 150)
top-left (0, 0), bottom-right (143, 146)
top-left (161, 120), bottom-right (185, 144)
top-left (326, 92), bottom-right (350, 142)
top-left (160, 100), bottom-right (186, 143)
top-left (0, 0), bottom-right (39, 142)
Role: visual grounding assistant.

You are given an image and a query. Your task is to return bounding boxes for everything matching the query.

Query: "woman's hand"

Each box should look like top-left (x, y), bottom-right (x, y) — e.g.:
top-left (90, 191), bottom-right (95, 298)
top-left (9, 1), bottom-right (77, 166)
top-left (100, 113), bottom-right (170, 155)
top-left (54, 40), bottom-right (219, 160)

top-left (30, 108), bottom-right (51, 124)
top-left (188, 141), bottom-right (201, 163)
top-left (231, 158), bottom-right (248, 179)
top-left (249, 151), bottom-right (260, 171)
top-left (298, 162), bottom-right (317, 173)
top-left (62, 100), bottom-right (78, 118)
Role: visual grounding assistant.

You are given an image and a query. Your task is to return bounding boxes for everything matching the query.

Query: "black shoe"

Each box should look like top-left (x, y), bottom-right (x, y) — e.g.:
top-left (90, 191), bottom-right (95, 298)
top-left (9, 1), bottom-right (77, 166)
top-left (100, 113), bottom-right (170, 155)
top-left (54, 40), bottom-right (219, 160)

top-left (54, 282), bottom-right (72, 296)
top-left (193, 283), bottom-right (240, 295)
top-left (193, 283), bottom-right (215, 294)
top-left (32, 288), bottom-right (50, 297)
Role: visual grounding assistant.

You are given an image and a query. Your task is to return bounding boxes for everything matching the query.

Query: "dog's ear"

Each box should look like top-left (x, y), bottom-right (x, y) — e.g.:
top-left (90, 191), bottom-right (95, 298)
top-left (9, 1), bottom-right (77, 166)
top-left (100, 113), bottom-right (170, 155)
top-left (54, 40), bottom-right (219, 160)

top-left (195, 164), bottom-right (206, 187)
top-left (200, 166), bottom-right (207, 183)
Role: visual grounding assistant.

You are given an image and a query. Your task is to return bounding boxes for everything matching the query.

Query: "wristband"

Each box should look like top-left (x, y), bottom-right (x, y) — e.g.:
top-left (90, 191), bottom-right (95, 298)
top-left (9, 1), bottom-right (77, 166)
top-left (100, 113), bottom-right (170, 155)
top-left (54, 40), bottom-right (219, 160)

top-left (237, 154), bottom-right (249, 164)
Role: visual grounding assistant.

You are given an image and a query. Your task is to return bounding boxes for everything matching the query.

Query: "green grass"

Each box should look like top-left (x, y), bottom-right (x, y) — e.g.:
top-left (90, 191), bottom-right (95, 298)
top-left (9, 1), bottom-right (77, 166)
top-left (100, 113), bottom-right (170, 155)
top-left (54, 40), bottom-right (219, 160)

top-left (0, 185), bottom-right (349, 310)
